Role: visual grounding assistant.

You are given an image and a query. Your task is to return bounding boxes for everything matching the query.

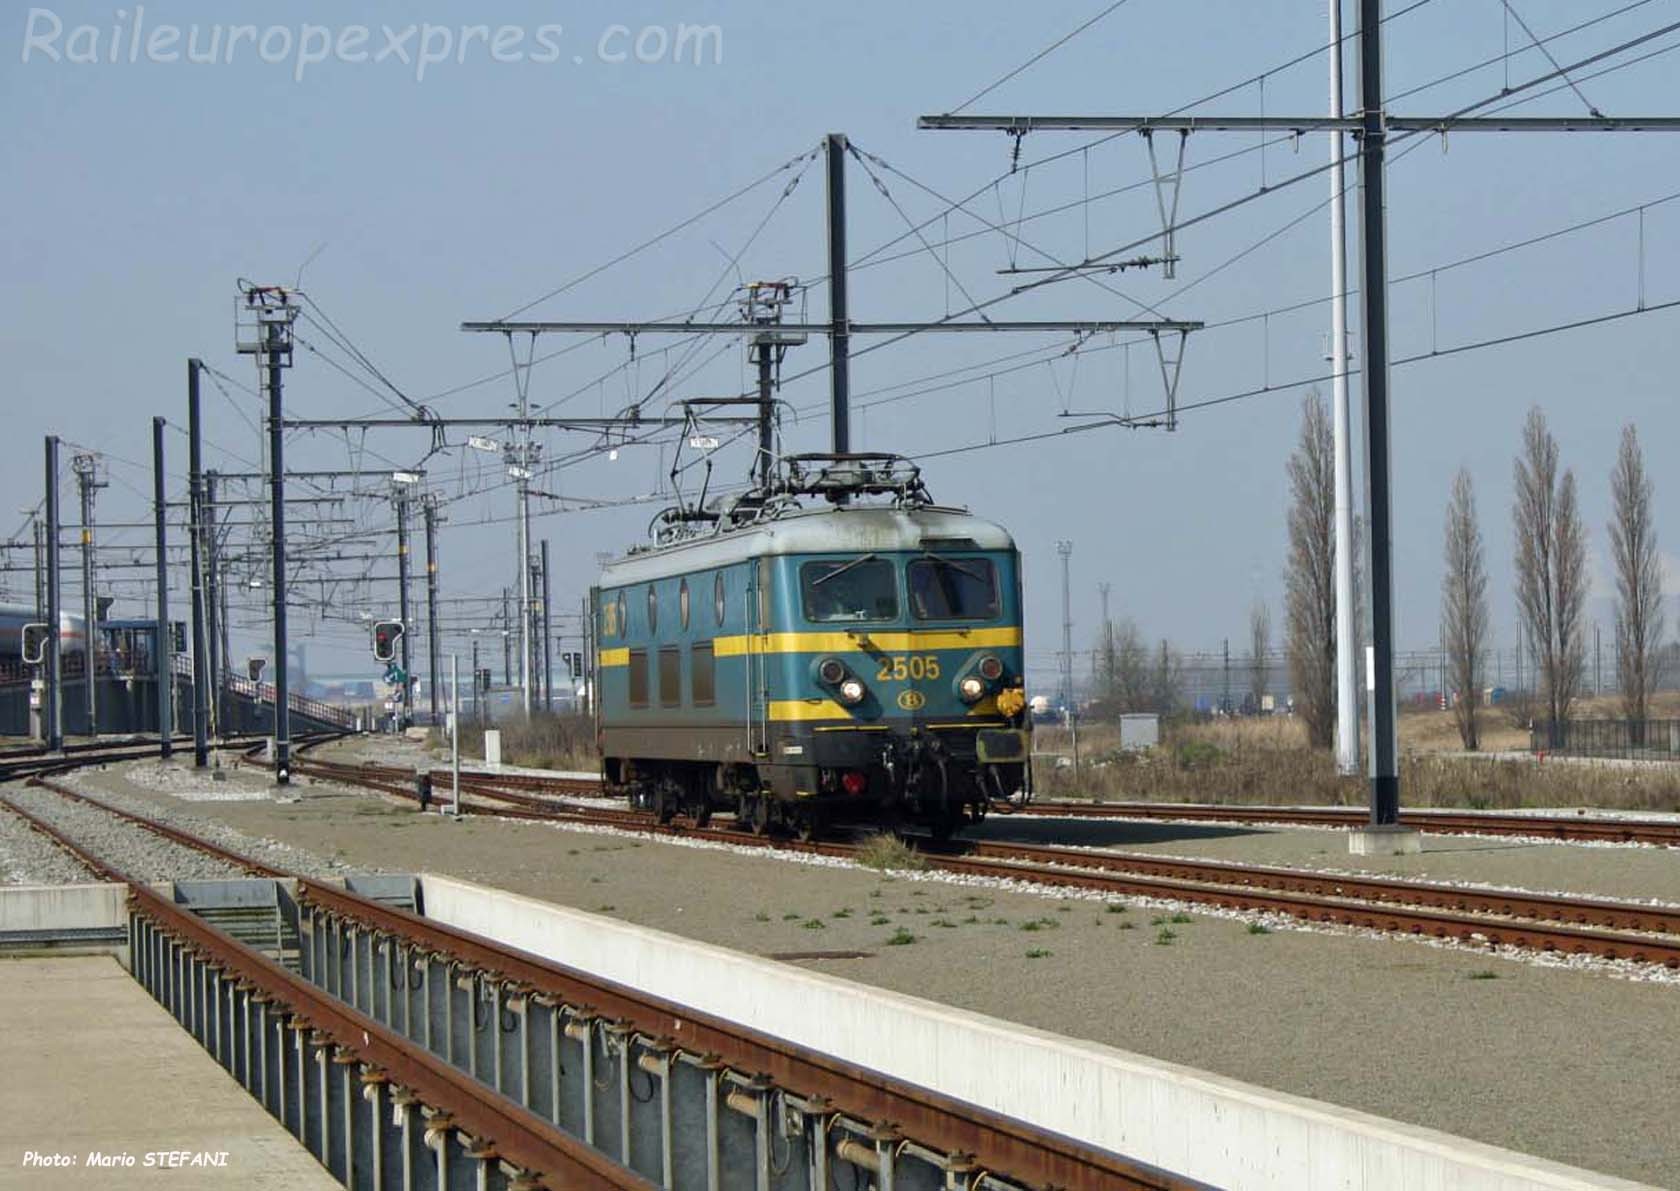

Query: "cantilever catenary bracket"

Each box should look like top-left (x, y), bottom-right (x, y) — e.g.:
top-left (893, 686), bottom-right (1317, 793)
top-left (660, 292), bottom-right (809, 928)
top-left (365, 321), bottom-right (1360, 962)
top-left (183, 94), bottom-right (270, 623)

top-left (1149, 327), bottom-right (1188, 431)
top-left (1143, 129), bottom-right (1189, 280)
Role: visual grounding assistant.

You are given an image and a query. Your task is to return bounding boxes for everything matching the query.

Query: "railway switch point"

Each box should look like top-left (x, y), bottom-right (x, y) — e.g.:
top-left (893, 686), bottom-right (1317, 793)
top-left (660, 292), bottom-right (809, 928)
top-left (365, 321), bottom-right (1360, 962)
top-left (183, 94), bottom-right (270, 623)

top-left (1348, 824), bottom-right (1424, 856)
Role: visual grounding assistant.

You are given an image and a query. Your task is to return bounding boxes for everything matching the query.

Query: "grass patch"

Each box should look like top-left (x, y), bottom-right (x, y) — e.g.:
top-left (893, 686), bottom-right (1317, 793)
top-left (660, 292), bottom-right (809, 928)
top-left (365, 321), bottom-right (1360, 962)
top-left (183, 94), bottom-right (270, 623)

top-left (869, 914), bottom-right (891, 926)
top-left (800, 919), bottom-right (826, 931)
top-left (1025, 947), bottom-right (1053, 959)
top-left (832, 908), bottom-right (853, 919)
top-left (1018, 917), bottom-right (1059, 932)
top-left (753, 911), bottom-right (770, 923)
top-left (595, 904), bottom-right (616, 913)
top-left (1155, 928), bottom-right (1178, 945)
top-left (1031, 706), bottom-right (1680, 812)
top-left (884, 927), bottom-right (917, 946)
top-left (931, 918), bottom-right (959, 928)
top-left (1113, 920), bottom-right (1136, 930)
top-left (1105, 902), bottom-right (1129, 914)
top-left (1246, 922), bottom-right (1270, 935)
top-left (1169, 912), bottom-right (1194, 924)
top-left (857, 834), bottom-right (927, 873)
top-left (445, 709), bottom-right (595, 771)
top-left (1467, 969), bottom-right (1501, 980)
top-left (781, 911), bottom-right (802, 921)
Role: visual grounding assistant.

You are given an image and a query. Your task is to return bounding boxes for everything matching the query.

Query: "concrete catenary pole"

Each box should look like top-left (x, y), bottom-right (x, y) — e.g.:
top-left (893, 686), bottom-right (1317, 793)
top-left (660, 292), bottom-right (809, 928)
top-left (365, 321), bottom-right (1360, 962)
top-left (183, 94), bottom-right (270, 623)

top-left (43, 437), bottom-right (62, 752)
top-left (1329, 0), bottom-right (1360, 776)
top-left (540, 538), bottom-right (553, 713)
top-left (424, 497), bottom-right (441, 726)
top-left (73, 452), bottom-right (101, 736)
top-left (152, 418), bottom-right (173, 756)
top-left (395, 487), bottom-right (413, 729)
top-left (186, 360), bottom-right (208, 766)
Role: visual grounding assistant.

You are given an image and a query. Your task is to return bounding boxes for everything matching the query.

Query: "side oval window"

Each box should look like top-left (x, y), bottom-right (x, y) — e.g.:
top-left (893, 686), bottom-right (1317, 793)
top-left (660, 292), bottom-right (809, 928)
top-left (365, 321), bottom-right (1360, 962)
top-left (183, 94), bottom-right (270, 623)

top-left (616, 591), bottom-right (627, 638)
top-left (679, 579), bottom-right (691, 630)
top-left (714, 572), bottom-right (726, 626)
top-left (647, 585), bottom-right (659, 634)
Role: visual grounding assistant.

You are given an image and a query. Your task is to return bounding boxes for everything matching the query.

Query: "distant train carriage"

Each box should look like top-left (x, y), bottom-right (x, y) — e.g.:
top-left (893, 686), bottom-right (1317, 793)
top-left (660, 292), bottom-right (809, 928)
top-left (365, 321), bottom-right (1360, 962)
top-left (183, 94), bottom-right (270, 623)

top-left (593, 454), bottom-right (1031, 838)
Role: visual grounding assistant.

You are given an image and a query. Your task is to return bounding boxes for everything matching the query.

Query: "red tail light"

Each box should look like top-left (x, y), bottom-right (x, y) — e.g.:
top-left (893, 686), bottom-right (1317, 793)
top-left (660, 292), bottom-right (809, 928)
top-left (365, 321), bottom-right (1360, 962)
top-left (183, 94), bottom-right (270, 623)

top-left (841, 770), bottom-right (869, 796)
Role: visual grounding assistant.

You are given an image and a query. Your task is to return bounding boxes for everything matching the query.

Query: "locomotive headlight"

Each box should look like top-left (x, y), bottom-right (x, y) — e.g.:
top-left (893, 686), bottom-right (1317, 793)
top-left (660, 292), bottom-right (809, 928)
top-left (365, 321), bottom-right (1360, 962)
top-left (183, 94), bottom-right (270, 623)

top-left (818, 656), bottom-right (848, 685)
top-left (837, 678), bottom-right (867, 706)
top-left (977, 655), bottom-right (1004, 682)
top-left (958, 675), bottom-right (986, 703)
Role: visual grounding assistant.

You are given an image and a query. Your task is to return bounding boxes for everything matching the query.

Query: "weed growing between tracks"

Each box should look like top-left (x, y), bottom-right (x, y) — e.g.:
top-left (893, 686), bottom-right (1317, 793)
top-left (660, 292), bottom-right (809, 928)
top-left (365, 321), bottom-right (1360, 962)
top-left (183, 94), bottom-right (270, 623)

top-left (857, 833), bottom-right (927, 872)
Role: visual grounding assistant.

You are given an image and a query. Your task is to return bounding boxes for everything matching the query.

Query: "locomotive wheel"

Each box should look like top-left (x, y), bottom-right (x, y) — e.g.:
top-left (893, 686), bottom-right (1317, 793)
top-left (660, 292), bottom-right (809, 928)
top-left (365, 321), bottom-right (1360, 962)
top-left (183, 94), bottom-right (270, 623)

top-left (653, 781), bottom-right (677, 825)
top-left (795, 809), bottom-right (826, 842)
top-left (693, 800), bottom-right (712, 829)
top-left (741, 795), bottom-right (771, 835)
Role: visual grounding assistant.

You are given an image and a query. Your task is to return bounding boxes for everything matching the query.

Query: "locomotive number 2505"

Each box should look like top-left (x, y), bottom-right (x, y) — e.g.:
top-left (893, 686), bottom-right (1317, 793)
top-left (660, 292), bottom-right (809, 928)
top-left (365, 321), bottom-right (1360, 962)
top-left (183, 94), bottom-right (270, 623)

top-left (876, 655), bottom-right (941, 682)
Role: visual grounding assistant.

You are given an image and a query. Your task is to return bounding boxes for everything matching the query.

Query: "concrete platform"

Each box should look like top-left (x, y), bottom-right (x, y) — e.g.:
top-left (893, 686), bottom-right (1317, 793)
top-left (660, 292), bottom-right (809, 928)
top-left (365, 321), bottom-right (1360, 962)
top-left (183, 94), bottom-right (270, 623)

top-left (0, 956), bottom-right (338, 1189)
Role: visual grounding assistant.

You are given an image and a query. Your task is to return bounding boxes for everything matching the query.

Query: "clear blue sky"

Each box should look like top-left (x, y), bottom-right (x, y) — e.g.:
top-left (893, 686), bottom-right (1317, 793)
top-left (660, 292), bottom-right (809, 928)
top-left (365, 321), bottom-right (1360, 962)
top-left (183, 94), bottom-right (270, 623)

top-left (3, 1), bottom-right (1677, 687)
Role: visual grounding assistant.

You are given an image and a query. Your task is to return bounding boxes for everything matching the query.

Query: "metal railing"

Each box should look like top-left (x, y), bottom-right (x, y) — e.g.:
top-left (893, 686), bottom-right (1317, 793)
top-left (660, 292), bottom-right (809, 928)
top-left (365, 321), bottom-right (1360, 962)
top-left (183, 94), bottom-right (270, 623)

top-left (1530, 719), bottom-right (1680, 761)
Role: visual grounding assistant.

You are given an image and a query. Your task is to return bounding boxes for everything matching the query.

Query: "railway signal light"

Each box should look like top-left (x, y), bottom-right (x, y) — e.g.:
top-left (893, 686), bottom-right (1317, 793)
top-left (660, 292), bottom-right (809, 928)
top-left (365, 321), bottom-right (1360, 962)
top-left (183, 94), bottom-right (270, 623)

top-left (20, 622), bottom-right (48, 666)
top-left (372, 619), bottom-right (403, 662)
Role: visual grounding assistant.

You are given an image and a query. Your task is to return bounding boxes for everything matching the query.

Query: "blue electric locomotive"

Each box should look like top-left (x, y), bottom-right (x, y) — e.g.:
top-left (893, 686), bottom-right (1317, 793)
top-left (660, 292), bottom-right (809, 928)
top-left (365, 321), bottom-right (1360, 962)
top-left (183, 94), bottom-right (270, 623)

top-left (593, 454), bottom-right (1031, 838)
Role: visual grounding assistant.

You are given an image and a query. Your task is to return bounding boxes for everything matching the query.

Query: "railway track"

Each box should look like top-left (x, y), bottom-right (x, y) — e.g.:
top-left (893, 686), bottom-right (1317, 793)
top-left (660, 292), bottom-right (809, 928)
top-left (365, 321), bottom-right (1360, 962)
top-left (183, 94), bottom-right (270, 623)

top-left (288, 750), bottom-right (1680, 847)
top-left (1019, 799), bottom-right (1680, 846)
top-left (3, 752), bottom-right (1202, 1190)
top-left (285, 755), bottom-right (1680, 970)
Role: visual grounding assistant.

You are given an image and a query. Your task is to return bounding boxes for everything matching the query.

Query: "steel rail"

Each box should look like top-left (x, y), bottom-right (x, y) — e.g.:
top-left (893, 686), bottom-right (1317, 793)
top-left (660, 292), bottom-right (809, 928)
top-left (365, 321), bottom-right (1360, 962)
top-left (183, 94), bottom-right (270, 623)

top-left (1018, 800), bottom-right (1680, 847)
top-left (128, 879), bottom-right (656, 1191)
top-left (0, 792), bottom-right (124, 881)
top-left (958, 839), bottom-right (1680, 936)
top-left (23, 776), bottom-right (288, 878)
top-left (310, 754), bottom-right (1680, 848)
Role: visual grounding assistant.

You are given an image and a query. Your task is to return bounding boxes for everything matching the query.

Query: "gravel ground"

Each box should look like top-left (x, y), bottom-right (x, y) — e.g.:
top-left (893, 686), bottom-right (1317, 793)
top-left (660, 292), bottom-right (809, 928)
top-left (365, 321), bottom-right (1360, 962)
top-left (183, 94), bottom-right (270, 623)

top-left (58, 762), bottom-right (380, 882)
top-left (0, 800), bottom-right (99, 884)
top-left (3, 785), bottom-right (248, 883)
top-left (82, 737), bottom-right (1680, 1188)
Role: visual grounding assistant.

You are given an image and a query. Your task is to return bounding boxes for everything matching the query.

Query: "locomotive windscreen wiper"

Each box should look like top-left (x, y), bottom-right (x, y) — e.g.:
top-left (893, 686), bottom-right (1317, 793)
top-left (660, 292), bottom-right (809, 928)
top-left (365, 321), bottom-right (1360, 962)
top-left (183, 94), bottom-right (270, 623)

top-left (916, 552), bottom-right (988, 583)
top-left (810, 553), bottom-right (881, 586)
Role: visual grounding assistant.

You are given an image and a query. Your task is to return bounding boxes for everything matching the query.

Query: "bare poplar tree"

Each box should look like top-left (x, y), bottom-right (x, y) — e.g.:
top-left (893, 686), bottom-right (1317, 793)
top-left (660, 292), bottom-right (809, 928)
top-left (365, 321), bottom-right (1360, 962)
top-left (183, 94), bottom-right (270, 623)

top-left (1609, 424), bottom-right (1665, 738)
top-left (1248, 599), bottom-right (1271, 712)
top-left (1285, 391), bottom-right (1337, 748)
top-left (1441, 468), bottom-right (1489, 750)
top-left (1513, 407), bottom-right (1588, 744)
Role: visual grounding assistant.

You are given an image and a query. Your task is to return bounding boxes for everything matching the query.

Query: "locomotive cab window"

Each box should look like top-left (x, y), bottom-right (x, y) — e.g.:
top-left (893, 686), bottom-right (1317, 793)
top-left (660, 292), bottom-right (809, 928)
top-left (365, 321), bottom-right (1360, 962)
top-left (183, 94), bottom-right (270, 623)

top-left (801, 556), bottom-right (899, 623)
top-left (908, 556), bottom-right (999, 621)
